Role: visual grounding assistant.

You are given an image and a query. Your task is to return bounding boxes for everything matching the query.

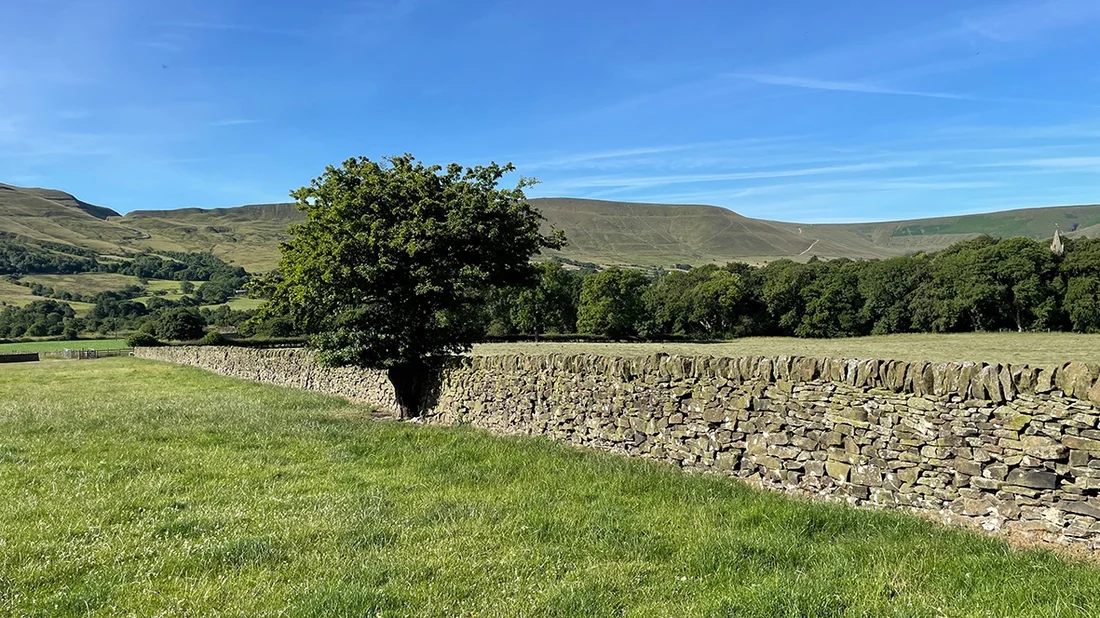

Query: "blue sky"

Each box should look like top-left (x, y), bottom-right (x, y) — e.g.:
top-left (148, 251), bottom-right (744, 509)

top-left (2, 0), bottom-right (1099, 221)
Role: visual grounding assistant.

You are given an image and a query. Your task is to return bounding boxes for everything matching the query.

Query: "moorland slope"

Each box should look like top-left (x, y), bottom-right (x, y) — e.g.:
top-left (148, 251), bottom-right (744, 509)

top-left (3, 182), bottom-right (1098, 271)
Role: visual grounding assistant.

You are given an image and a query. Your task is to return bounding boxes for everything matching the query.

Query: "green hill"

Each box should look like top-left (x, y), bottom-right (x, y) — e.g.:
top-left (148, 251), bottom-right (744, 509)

top-left (2, 182), bottom-right (1097, 271)
top-left (114, 203), bottom-right (300, 273)
top-left (0, 183), bottom-right (142, 253)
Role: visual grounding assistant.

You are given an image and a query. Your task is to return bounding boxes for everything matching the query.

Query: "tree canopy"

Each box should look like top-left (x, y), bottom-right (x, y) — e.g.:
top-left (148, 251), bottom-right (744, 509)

top-left (258, 155), bottom-right (564, 414)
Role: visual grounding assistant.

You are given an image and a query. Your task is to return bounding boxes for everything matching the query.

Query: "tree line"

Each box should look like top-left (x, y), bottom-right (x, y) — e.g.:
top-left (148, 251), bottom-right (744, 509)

top-left (480, 235), bottom-right (1100, 339)
top-left (0, 295), bottom-right (254, 341)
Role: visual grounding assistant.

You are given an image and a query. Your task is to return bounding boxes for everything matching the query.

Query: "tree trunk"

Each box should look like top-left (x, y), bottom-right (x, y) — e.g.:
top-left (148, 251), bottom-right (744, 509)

top-left (387, 361), bottom-right (426, 419)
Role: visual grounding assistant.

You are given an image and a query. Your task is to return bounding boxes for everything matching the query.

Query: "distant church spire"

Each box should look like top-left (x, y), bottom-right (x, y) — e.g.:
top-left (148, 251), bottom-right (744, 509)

top-left (1051, 228), bottom-right (1064, 256)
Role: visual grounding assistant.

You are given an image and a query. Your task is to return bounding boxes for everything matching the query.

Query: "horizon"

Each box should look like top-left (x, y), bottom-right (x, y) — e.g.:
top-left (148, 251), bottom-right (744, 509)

top-left (8, 181), bottom-right (1100, 228)
top-left (3, 0), bottom-right (1100, 221)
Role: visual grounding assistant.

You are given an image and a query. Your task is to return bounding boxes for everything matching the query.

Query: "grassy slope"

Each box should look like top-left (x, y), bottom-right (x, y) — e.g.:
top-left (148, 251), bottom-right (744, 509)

top-left (7, 181), bottom-right (1100, 271)
top-left (6, 274), bottom-right (183, 314)
top-left (534, 198), bottom-right (1100, 266)
top-left (0, 277), bottom-right (96, 314)
top-left (0, 184), bottom-right (140, 253)
top-left (475, 332), bottom-right (1100, 368)
top-left (0, 338), bottom-right (127, 352)
top-left (116, 203), bottom-right (300, 273)
top-left (0, 279), bottom-right (42, 308)
top-left (20, 273), bottom-right (146, 295)
top-left (115, 198), bottom-right (1100, 270)
top-left (2, 359), bottom-right (1099, 616)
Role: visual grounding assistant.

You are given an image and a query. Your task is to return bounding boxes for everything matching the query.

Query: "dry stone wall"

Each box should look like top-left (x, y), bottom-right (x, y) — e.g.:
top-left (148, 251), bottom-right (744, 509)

top-left (134, 346), bottom-right (397, 411)
top-left (135, 346), bottom-right (1100, 548)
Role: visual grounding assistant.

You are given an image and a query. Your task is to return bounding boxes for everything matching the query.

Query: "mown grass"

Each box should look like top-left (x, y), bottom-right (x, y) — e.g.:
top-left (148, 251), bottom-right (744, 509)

top-left (2, 359), bottom-right (1100, 616)
top-left (475, 332), bottom-right (1100, 366)
top-left (0, 338), bottom-right (127, 353)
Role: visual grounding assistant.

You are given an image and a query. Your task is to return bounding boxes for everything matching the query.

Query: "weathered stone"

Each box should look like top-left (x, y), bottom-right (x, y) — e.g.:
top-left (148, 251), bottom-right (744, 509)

top-left (1064, 435), bottom-right (1100, 453)
top-left (998, 366), bottom-right (1016, 401)
top-left (1012, 365), bottom-right (1036, 394)
top-left (953, 458), bottom-right (983, 477)
top-left (850, 465), bottom-right (884, 487)
top-left (1089, 378), bottom-right (1100, 407)
top-left (1035, 366), bottom-right (1057, 394)
top-left (1062, 500), bottom-right (1100, 519)
top-left (804, 461), bottom-right (825, 477)
top-left (1057, 362), bottom-right (1099, 400)
top-left (971, 477), bottom-right (1002, 491)
top-left (702, 407), bottom-right (727, 423)
top-left (984, 462), bottom-right (1009, 481)
top-left (907, 397), bottom-right (934, 411)
top-left (921, 446), bottom-right (953, 460)
top-left (795, 357), bottom-right (819, 382)
top-left (897, 467), bottom-right (921, 484)
top-left (1020, 436), bottom-right (1068, 460)
top-left (1003, 412), bottom-right (1032, 432)
top-left (1005, 468), bottom-right (1058, 490)
top-left (911, 362), bottom-right (934, 396)
top-left (825, 460), bottom-right (851, 482)
top-left (980, 365), bottom-right (1004, 403)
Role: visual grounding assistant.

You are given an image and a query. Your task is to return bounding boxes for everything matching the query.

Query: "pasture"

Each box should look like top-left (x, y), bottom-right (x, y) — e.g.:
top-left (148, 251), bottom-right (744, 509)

top-left (474, 332), bottom-right (1100, 366)
top-left (20, 273), bottom-right (149, 295)
top-left (2, 359), bottom-right (1100, 616)
top-left (0, 338), bottom-right (128, 353)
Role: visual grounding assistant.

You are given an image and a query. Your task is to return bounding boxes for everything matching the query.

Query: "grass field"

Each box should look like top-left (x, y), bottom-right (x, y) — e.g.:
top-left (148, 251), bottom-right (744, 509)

top-left (2, 359), bottom-right (1100, 616)
top-left (17, 273), bottom-right (189, 298)
top-left (0, 278), bottom-right (42, 307)
top-left (2, 273), bottom-right (218, 314)
top-left (475, 332), bottom-right (1100, 366)
top-left (223, 296), bottom-right (264, 311)
top-left (0, 338), bottom-right (127, 353)
top-left (20, 273), bottom-right (144, 295)
top-left (145, 279), bottom-right (195, 293)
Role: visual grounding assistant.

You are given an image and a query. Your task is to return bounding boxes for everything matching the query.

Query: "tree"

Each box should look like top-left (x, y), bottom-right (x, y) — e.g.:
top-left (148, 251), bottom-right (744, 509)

top-left (1065, 277), bottom-right (1100, 332)
top-left (760, 259), bottom-right (821, 335)
top-left (858, 255), bottom-right (927, 335)
top-left (197, 280), bottom-right (234, 305)
top-left (576, 268), bottom-right (649, 338)
top-left (795, 260), bottom-right (868, 338)
top-left (641, 267), bottom-right (713, 336)
top-left (156, 308), bottom-right (206, 341)
top-left (510, 262), bottom-right (579, 338)
top-left (179, 281), bottom-right (195, 294)
top-left (127, 332), bottom-right (160, 347)
top-left (260, 155), bottom-right (564, 417)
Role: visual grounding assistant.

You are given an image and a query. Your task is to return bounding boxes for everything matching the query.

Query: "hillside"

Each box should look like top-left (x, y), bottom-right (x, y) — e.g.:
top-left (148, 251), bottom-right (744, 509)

top-left (2, 181), bottom-right (1098, 271)
top-left (116, 203), bottom-right (300, 273)
top-left (0, 183), bottom-right (142, 253)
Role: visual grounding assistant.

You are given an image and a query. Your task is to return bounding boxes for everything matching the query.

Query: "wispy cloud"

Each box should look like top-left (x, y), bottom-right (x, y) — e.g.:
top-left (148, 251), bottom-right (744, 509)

top-left (157, 21), bottom-right (303, 36)
top-left (959, 0), bottom-right (1100, 43)
top-left (139, 40), bottom-right (186, 53)
top-left (521, 137), bottom-right (800, 170)
top-left (548, 161), bottom-right (919, 192)
top-left (729, 73), bottom-right (972, 100)
top-left (208, 118), bottom-right (263, 127)
top-left (975, 156), bottom-right (1100, 169)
